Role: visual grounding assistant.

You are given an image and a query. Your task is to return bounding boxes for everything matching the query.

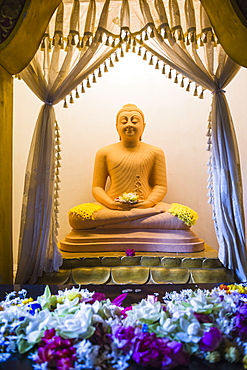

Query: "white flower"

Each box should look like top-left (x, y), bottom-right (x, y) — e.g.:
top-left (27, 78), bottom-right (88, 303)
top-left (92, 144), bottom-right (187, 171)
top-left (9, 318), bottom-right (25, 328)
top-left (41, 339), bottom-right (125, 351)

top-left (124, 299), bottom-right (162, 325)
top-left (53, 303), bottom-right (94, 339)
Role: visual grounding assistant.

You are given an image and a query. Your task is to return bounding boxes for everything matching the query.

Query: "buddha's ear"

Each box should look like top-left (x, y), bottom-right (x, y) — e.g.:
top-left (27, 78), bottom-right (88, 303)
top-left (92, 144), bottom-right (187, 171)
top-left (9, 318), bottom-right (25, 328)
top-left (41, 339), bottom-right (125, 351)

top-left (140, 122), bottom-right (146, 141)
top-left (116, 123), bottom-right (121, 140)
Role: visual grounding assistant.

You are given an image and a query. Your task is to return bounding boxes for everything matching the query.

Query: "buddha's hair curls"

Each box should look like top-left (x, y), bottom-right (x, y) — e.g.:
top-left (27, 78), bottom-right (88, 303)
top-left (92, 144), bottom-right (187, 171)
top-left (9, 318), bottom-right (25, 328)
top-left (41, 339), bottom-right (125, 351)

top-left (116, 104), bottom-right (145, 122)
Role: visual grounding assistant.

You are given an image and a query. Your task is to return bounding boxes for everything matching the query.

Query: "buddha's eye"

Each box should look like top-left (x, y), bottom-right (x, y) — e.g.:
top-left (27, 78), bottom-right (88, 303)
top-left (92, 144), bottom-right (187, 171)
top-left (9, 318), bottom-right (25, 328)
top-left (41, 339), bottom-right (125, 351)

top-left (131, 116), bottom-right (139, 124)
top-left (120, 116), bottom-right (128, 124)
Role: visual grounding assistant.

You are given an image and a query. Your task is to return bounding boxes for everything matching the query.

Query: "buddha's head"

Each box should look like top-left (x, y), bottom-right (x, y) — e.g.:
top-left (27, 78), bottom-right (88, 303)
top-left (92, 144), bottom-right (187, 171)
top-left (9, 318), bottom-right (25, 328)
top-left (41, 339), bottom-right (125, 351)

top-left (116, 104), bottom-right (146, 141)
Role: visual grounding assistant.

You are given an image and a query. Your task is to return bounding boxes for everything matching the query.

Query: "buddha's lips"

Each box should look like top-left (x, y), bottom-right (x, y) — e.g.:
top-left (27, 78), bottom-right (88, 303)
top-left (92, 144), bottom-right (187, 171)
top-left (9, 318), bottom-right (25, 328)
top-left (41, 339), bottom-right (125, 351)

top-left (125, 128), bottom-right (134, 134)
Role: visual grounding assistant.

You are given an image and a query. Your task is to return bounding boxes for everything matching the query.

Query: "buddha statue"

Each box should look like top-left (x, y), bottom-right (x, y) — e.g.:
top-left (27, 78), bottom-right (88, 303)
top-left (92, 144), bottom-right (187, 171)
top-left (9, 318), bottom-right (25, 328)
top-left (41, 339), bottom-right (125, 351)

top-left (61, 104), bottom-right (204, 253)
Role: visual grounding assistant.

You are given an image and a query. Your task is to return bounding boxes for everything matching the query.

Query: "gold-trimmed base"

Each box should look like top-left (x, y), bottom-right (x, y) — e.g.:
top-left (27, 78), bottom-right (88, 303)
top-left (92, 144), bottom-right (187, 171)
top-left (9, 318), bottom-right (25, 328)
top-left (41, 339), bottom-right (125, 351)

top-left (36, 244), bottom-right (236, 285)
top-left (60, 228), bottom-right (204, 253)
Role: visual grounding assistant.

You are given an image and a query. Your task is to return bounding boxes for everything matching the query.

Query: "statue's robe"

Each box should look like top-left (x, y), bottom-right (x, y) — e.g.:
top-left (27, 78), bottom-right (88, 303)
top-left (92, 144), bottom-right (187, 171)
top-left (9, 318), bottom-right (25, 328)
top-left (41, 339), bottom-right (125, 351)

top-left (69, 143), bottom-right (188, 230)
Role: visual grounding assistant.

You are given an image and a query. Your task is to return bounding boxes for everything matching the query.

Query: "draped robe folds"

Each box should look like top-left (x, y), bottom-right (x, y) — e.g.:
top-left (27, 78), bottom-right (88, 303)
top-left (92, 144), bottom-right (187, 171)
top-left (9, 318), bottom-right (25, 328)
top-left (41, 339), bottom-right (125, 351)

top-left (69, 143), bottom-right (189, 230)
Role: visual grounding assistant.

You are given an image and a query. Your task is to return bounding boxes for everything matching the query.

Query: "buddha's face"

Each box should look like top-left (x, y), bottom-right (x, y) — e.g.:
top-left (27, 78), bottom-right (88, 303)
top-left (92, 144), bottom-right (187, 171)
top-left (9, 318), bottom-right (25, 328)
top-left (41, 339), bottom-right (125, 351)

top-left (116, 110), bottom-right (145, 141)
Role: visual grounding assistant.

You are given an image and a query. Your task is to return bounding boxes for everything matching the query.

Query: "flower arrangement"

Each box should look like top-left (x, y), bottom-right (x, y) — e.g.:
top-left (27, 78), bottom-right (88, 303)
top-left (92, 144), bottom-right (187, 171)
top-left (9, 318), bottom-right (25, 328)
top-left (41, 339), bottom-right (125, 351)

top-left (69, 203), bottom-right (103, 220)
top-left (115, 192), bottom-right (139, 204)
top-left (0, 284), bottom-right (247, 369)
top-left (168, 203), bottom-right (199, 226)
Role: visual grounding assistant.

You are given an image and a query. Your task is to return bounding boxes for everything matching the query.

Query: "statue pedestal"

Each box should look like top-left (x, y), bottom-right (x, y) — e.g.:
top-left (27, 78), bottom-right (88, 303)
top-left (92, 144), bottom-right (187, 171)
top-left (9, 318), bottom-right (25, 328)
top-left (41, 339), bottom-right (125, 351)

top-left (60, 228), bottom-right (204, 253)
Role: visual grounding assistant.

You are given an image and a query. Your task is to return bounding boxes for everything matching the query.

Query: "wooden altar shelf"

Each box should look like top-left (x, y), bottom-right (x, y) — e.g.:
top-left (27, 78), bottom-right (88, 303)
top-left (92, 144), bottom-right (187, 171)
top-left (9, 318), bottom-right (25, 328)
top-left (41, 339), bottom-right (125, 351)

top-left (36, 245), bottom-right (236, 285)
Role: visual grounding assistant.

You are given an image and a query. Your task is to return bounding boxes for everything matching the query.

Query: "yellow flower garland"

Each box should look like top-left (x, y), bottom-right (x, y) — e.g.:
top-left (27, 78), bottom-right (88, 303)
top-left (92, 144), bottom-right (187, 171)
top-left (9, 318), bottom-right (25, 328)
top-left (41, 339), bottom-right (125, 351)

top-left (168, 203), bottom-right (199, 226)
top-left (69, 203), bottom-right (103, 221)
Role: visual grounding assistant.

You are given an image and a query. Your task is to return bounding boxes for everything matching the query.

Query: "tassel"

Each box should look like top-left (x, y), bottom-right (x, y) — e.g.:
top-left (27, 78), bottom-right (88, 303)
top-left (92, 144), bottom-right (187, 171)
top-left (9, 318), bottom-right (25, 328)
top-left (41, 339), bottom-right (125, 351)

top-left (150, 28), bottom-right (155, 38)
top-left (186, 36), bottom-right (190, 46)
top-left (133, 37), bottom-right (137, 46)
top-left (58, 36), bottom-right (62, 46)
top-left (191, 32), bottom-right (195, 43)
top-left (206, 129), bottom-right (211, 137)
top-left (178, 30), bottom-right (182, 41)
top-left (55, 134), bottom-right (61, 142)
top-left (143, 51), bottom-right (147, 61)
top-left (104, 63), bottom-right (108, 72)
top-left (193, 86), bottom-right (198, 97)
top-left (86, 37), bottom-right (90, 47)
top-left (203, 33), bottom-right (207, 43)
top-left (56, 175), bottom-right (61, 183)
top-left (98, 67), bottom-right (102, 77)
top-left (98, 33), bottom-right (103, 43)
top-left (105, 36), bottom-right (110, 46)
top-left (56, 152), bottom-right (62, 160)
top-left (199, 89), bottom-right (204, 99)
top-left (149, 56), bottom-right (153, 65)
top-left (56, 145), bottom-right (61, 153)
top-left (174, 74), bottom-right (178, 83)
top-left (155, 60), bottom-right (159, 69)
top-left (162, 64), bottom-right (166, 74)
top-left (200, 37), bottom-right (203, 47)
top-left (123, 31), bottom-right (128, 42)
top-left (109, 58), bottom-right (114, 67)
top-left (80, 39), bottom-right (84, 49)
top-left (69, 93), bottom-right (74, 104)
top-left (125, 43), bottom-right (130, 52)
top-left (180, 77), bottom-right (184, 88)
top-left (168, 69), bottom-right (172, 79)
top-left (164, 28), bottom-right (168, 39)
top-left (111, 39), bottom-right (116, 47)
top-left (120, 48), bottom-right (124, 57)
top-left (132, 45), bottom-right (136, 53)
top-left (138, 47), bottom-right (142, 56)
top-left (186, 81), bottom-right (191, 92)
top-left (75, 88), bottom-right (80, 98)
top-left (41, 38), bottom-right (46, 50)
top-left (139, 35), bottom-right (143, 44)
top-left (115, 52), bottom-right (119, 62)
top-left (207, 137), bottom-right (212, 145)
top-left (92, 73), bottom-right (96, 83)
top-left (63, 98), bottom-right (68, 108)
top-left (81, 82), bottom-right (85, 93)
top-left (57, 161), bottom-right (61, 168)
top-left (144, 31), bottom-right (148, 41)
top-left (71, 35), bottom-right (76, 46)
top-left (87, 78), bottom-right (91, 88)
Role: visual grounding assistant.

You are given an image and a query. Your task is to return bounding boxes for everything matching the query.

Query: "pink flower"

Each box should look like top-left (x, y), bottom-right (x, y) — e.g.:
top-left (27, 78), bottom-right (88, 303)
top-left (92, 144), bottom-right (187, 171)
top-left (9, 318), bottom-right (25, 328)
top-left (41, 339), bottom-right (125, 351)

top-left (125, 249), bottom-right (135, 256)
top-left (112, 293), bottom-right (128, 306)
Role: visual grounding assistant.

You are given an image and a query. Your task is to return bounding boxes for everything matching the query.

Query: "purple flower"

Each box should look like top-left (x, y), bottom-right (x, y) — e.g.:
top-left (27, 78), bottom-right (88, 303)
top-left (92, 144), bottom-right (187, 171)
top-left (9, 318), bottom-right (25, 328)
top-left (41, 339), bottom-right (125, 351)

top-left (193, 312), bottom-right (212, 323)
top-left (111, 325), bottom-right (136, 352)
top-left (199, 327), bottom-right (222, 352)
top-left (125, 249), bottom-right (135, 256)
top-left (234, 303), bottom-right (247, 340)
top-left (132, 332), bottom-right (189, 369)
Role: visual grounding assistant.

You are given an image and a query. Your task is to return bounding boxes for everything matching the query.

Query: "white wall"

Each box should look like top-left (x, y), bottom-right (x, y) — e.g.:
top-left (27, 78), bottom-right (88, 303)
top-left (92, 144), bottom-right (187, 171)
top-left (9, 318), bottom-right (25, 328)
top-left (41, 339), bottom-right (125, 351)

top-left (13, 52), bottom-right (247, 264)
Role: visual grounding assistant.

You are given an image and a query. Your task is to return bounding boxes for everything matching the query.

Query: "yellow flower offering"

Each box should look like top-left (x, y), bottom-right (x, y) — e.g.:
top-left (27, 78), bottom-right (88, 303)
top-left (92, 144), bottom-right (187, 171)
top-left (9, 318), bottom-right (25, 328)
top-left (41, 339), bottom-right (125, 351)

top-left (168, 203), bottom-right (199, 226)
top-left (69, 203), bottom-right (103, 221)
